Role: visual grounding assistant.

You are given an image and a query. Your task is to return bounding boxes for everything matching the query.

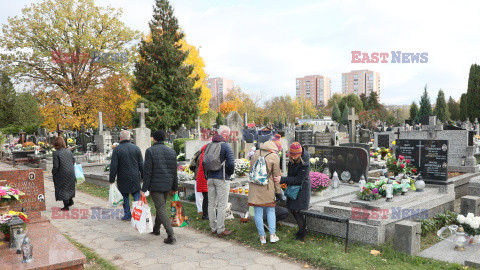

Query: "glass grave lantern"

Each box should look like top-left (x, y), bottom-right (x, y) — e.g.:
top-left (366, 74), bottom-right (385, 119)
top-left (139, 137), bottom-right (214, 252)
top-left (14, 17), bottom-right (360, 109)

top-left (7, 215), bottom-right (24, 248)
top-left (331, 172), bottom-right (340, 189)
top-left (359, 175), bottom-right (366, 192)
top-left (385, 179), bottom-right (394, 202)
top-left (21, 236), bottom-right (34, 263)
top-left (454, 226), bottom-right (467, 251)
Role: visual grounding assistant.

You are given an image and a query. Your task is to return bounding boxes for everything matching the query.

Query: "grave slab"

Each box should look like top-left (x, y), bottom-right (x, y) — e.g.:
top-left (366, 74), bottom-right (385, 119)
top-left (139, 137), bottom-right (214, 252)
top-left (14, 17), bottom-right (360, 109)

top-left (419, 236), bottom-right (480, 266)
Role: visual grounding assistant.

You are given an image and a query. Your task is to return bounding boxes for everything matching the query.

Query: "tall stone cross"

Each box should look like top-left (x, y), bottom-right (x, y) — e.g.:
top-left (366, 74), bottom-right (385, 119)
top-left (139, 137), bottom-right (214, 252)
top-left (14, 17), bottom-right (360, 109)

top-left (98, 112), bottom-right (103, 132)
top-left (427, 116), bottom-right (443, 139)
top-left (195, 116), bottom-right (202, 139)
top-left (136, 103), bottom-right (149, 128)
top-left (347, 107), bottom-right (359, 143)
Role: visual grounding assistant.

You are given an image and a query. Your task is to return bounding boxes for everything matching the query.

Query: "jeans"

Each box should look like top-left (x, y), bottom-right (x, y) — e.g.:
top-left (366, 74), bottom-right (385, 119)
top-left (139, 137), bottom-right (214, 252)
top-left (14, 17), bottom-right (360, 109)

top-left (254, 206), bottom-right (276, 237)
top-left (151, 191), bottom-right (174, 236)
top-left (208, 179), bottom-right (230, 234)
top-left (121, 191), bottom-right (140, 219)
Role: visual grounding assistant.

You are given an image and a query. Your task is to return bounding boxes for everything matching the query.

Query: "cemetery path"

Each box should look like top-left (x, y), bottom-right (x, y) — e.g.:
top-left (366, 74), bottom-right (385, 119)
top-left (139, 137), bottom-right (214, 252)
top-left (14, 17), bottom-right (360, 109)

top-left (42, 174), bottom-right (306, 270)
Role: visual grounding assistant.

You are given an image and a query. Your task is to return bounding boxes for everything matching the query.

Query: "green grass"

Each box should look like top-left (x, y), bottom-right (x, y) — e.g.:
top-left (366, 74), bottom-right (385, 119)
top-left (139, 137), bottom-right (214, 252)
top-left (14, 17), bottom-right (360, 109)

top-left (65, 235), bottom-right (117, 270)
top-left (76, 182), bottom-right (465, 270)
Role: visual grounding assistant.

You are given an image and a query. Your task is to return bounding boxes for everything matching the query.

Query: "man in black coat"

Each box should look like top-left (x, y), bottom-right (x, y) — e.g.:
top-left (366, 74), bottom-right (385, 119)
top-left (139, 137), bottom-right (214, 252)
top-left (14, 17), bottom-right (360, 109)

top-left (109, 130), bottom-right (144, 221)
top-left (141, 130), bottom-right (178, 244)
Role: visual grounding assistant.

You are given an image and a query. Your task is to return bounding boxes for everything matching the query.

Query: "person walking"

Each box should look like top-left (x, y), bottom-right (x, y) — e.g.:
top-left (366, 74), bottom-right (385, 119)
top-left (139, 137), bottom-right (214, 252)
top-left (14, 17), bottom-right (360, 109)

top-left (141, 130), bottom-right (178, 244)
top-left (52, 137), bottom-right (76, 211)
top-left (204, 126), bottom-right (235, 236)
top-left (248, 141), bottom-right (281, 244)
top-left (189, 144), bottom-right (209, 220)
top-left (109, 130), bottom-right (144, 221)
top-left (274, 142), bottom-right (311, 241)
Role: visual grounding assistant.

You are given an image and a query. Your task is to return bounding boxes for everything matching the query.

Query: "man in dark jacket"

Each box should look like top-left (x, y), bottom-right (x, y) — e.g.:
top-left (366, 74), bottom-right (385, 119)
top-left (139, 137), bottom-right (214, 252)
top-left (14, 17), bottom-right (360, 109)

top-left (205, 126), bottom-right (235, 236)
top-left (141, 130), bottom-right (178, 244)
top-left (109, 130), bottom-right (144, 221)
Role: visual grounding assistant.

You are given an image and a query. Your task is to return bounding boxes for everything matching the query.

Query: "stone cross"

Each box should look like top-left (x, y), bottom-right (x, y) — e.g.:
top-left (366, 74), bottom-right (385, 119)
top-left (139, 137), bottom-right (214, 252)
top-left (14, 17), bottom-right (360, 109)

top-left (136, 103), bottom-right (149, 128)
top-left (98, 112), bottom-right (103, 132)
top-left (347, 108), bottom-right (359, 143)
top-left (426, 116), bottom-right (443, 139)
top-left (195, 116), bottom-right (202, 139)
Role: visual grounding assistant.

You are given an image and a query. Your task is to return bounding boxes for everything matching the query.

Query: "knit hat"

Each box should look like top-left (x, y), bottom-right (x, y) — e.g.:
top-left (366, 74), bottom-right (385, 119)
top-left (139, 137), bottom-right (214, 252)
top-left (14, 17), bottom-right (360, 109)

top-left (271, 134), bottom-right (282, 151)
top-left (289, 142), bottom-right (302, 158)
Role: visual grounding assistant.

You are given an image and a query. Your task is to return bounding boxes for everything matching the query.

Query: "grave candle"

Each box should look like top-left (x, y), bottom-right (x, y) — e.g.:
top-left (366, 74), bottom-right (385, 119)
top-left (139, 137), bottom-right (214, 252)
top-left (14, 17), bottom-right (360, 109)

top-left (331, 172), bottom-right (340, 189)
top-left (359, 175), bottom-right (366, 192)
top-left (386, 181), bottom-right (393, 202)
top-left (401, 178), bottom-right (409, 194)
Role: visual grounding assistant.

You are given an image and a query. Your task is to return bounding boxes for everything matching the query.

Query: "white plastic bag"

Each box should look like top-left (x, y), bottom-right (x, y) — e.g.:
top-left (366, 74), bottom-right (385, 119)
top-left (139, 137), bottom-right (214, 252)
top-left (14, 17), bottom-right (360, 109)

top-left (74, 164), bottom-right (85, 184)
top-left (108, 184), bottom-right (123, 207)
top-left (131, 196), bottom-right (153, 234)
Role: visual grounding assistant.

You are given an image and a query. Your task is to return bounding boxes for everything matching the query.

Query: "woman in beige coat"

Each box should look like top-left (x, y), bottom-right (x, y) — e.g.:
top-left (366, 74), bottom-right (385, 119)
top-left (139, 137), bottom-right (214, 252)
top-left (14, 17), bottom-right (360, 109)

top-left (248, 141), bottom-right (281, 244)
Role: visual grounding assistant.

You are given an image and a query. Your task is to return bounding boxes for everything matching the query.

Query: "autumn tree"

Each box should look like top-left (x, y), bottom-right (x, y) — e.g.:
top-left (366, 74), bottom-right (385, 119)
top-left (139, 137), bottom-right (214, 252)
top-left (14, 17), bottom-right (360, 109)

top-left (0, 0), bottom-right (140, 129)
top-left (132, 0), bottom-right (200, 130)
top-left (359, 93), bottom-right (368, 111)
top-left (367, 92), bottom-right (380, 110)
top-left (0, 72), bottom-right (15, 128)
top-left (200, 109), bottom-right (217, 128)
top-left (101, 75), bottom-right (140, 128)
top-left (338, 94), bottom-right (364, 114)
top-left (219, 101), bottom-right (238, 116)
top-left (325, 93), bottom-right (344, 115)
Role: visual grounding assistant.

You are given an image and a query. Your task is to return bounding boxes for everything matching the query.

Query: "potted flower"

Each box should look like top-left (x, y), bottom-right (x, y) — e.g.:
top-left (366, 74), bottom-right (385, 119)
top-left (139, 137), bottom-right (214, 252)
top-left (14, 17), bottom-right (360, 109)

top-left (373, 153), bottom-right (379, 161)
top-left (457, 213), bottom-right (480, 244)
top-left (234, 158), bottom-right (250, 177)
top-left (356, 184), bottom-right (381, 201)
top-left (310, 172), bottom-right (331, 196)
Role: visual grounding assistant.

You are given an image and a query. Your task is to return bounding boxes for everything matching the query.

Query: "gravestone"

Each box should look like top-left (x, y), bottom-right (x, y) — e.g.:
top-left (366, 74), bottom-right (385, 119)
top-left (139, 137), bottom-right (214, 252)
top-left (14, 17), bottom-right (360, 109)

top-left (305, 145), bottom-right (368, 182)
top-left (396, 139), bottom-right (448, 184)
top-left (133, 103), bottom-right (151, 158)
top-left (314, 132), bottom-right (332, 146)
top-left (195, 116), bottom-right (202, 139)
top-left (94, 112), bottom-right (112, 154)
top-left (19, 130), bottom-right (26, 144)
top-left (338, 124), bottom-right (348, 133)
top-left (185, 140), bottom-right (210, 161)
top-left (285, 126), bottom-right (295, 146)
top-left (377, 134), bottom-right (390, 148)
top-left (226, 111), bottom-right (243, 142)
top-left (359, 129), bottom-right (371, 144)
top-left (295, 130), bottom-right (313, 146)
top-left (110, 127), bottom-right (121, 144)
top-left (469, 131), bottom-right (476, 146)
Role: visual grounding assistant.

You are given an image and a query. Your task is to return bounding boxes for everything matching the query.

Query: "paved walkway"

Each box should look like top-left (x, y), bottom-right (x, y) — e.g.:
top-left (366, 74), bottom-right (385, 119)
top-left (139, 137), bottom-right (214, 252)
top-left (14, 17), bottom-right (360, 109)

top-left (42, 175), bottom-right (307, 270)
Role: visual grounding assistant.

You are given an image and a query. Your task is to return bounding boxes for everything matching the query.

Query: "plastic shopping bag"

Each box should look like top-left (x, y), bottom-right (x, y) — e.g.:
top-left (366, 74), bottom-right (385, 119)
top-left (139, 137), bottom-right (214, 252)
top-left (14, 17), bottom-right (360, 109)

top-left (131, 196), bottom-right (153, 234)
top-left (108, 184), bottom-right (123, 207)
top-left (171, 194), bottom-right (188, 227)
top-left (74, 164), bottom-right (85, 184)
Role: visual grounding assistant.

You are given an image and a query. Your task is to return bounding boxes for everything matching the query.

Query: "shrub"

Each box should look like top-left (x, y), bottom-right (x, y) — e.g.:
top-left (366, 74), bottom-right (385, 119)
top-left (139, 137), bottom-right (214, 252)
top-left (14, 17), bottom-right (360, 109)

top-left (173, 138), bottom-right (193, 154)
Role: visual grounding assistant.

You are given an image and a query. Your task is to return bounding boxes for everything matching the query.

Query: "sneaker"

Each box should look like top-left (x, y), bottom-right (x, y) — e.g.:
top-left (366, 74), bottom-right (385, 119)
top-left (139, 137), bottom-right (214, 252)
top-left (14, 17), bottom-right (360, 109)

top-left (270, 234), bottom-right (280, 243)
top-left (164, 235), bottom-right (176, 244)
top-left (202, 215), bottom-right (209, 220)
top-left (217, 230), bottom-right (233, 237)
top-left (259, 236), bottom-right (266, 244)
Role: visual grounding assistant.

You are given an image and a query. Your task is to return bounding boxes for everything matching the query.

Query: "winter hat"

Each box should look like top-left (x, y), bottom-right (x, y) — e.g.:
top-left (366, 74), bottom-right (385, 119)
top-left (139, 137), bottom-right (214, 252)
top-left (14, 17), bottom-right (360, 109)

top-left (289, 142), bottom-right (302, 158)
top-left (271, 134), bottom-right (282, 151)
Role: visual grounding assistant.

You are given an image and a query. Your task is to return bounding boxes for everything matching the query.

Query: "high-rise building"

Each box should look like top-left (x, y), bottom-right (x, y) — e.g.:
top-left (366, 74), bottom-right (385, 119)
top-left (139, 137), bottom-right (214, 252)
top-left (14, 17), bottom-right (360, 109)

top-left (295, 75), bottom-right (331, 107)
top-left (207, 77), bottom-right (234, 109)
top-left (341, 70), bottom-right (380, 99)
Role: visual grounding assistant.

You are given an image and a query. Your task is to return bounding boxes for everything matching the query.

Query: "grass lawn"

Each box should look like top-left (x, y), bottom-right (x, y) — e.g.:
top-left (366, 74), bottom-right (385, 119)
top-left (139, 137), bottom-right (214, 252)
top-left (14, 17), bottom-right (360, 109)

top-left (77, 182), bottom-right (465, 270)
top-left (64, 235), bottom-right (117, 270)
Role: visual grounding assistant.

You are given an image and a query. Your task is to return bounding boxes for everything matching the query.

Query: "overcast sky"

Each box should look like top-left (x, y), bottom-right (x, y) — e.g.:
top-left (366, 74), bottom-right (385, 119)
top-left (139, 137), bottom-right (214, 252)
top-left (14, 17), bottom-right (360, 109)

top-left (2, 0), bottom-right (480, 105)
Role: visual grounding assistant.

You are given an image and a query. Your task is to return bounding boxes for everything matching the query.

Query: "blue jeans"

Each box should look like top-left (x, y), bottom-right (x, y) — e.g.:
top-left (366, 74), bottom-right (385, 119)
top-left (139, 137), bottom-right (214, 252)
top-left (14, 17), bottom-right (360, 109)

top-left (121, 191), bottom-right (140, 219)
top-left (254, 206), bottom-right (276, 237)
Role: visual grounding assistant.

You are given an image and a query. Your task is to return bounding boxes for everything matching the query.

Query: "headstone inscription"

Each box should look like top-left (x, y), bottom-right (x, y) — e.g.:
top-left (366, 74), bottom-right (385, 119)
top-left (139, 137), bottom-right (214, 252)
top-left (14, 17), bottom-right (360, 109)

top-left (396, 139), bottom-right (448, 183)
top-left (305, 145), bottom-right (368, 182)
top-left (314, 132), bottom-right (332, 146)
top-left (377, 134), bottom-right (390, 148)
top-left (295, 130), bottom-right (313, 146)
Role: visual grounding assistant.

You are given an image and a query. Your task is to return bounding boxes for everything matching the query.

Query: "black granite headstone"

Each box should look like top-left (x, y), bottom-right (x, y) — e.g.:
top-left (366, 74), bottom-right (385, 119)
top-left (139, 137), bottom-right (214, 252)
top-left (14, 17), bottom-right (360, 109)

top-left (295, 130), bottom-right (313, 146)
top-left (377, 134), bottom-right (390, 148)
top-left (314, 132), bottom-right (332, 146)
top-left (305, 145), bottom-right (368, 182)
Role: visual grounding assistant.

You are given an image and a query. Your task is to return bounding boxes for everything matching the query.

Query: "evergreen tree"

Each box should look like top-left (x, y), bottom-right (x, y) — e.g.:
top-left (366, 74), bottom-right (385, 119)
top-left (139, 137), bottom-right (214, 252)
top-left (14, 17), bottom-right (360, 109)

top-left (433, 89), bottom-right (450, 122)
top-left (459, 93), bottom-right (468, 121)
top-left (216, 111), bottom-right (224, 126)
top-left (340, 104), bottom-right (348, 125)
top-left (0, 72), bottom-right (16, 128)
top-left (359, 93), bottom-right (368, 111)
top-left (367, 92), bottom-right (380, 110)
top-left (409, 102), bottom-right (419, 122)
top-left (132, 0), bottom-right (200, 130)
top-left (331, 102), bottom-right (341, 122)
top-left (338, 94), bottom-right (364, 114)
top-left (447, 96), bottom-right (460, 121)
top-left (466, 64), bottom-right (480, 120)
top-left (414, 85), bottom-right (432, 124)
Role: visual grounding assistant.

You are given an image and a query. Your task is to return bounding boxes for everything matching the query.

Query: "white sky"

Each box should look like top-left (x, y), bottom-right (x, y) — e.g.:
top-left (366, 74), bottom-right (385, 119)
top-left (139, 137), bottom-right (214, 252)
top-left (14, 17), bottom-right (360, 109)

top-left (1, 0), bottom-right (480, 105)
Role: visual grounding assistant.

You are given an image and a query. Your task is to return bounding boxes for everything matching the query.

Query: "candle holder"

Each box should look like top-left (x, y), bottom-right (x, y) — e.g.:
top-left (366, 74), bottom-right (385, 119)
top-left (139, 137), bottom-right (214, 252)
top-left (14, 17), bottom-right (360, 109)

top-left (385, 179), bottom-right (393, 202)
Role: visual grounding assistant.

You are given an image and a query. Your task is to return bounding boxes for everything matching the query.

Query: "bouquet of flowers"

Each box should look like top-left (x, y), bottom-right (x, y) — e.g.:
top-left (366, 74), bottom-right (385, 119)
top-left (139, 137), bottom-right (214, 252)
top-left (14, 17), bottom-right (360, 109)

top-left (379, 147), bottom-right (392, 160)
top-left (387, 155), bottom-right (417, 176)
top-left (457, 213), bottom-right (480, 236)
top-left (0, 186), bottom-right (25, 202)
top-left (309, 172), bottom-right (331, 192)
top-left (177, 165), bottom-right (194, 182)
top-left (234, 158), bottom-right (250, 177)
top-left (309, 157), bottom-right (328, 172)
top-left (357, 184), bottom-right (381, 201)
top-left (67, 138), bottom-right (75, 146)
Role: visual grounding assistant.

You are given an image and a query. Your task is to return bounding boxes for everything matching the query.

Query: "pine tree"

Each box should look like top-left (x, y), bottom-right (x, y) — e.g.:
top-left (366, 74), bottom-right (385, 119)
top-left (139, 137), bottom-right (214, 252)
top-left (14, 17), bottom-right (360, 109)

top-left (409, 102), bottom-right (419, 122)
top-left (433, 89), bottom-right (450, 122)
top-left (216, 111), bottom-right (225, 126)
top-left (466, 64), bottom-right (480, 120)
top-left (132, 0), bottom-right (200, 130)
top-left (331, 102), bottom-right (341, 122)
top-left (459, 93), bottom-right (468, 121)
top-left (340, 104), bottom-right (348, 125)
top-left (414, 85), bottom-right (432, 124)
top-left (447, 96), bottom-right (460, 121)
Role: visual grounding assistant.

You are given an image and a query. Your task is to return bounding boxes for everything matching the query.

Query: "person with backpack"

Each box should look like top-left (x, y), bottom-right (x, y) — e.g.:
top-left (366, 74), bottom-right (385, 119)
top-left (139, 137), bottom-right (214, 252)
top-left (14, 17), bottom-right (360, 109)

top-left (248, 141), bottom-right (282, 244)
top-left (274, 142), bottom-right (311, 241)
top-left (204, 126), bottom-right (235, 236)
top-left (189, 144), bottom-right (209, 220)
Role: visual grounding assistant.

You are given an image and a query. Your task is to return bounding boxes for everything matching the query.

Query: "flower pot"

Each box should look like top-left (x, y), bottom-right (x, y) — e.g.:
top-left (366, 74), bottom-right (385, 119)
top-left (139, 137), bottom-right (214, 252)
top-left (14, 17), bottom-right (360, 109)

top-left (312, 190), bottom-right (325, 196)
top-left (415, 180), bottom-right (425, 192)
